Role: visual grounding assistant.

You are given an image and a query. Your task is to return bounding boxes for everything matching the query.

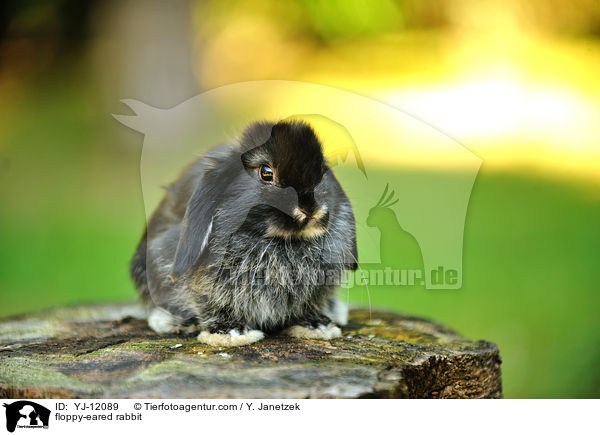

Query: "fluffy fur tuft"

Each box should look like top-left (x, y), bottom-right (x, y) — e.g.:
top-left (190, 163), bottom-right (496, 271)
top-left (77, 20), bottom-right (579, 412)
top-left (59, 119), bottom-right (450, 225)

top-left (197, 329), bottom-right (265, 347)
top-left (283, 323), bottom-right (342, 340)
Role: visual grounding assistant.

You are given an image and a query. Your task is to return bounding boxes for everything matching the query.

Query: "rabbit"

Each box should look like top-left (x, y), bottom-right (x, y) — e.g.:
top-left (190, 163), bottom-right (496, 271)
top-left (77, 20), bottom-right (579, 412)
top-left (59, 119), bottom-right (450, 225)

top-left (130, 119), bottom-right (358, 346)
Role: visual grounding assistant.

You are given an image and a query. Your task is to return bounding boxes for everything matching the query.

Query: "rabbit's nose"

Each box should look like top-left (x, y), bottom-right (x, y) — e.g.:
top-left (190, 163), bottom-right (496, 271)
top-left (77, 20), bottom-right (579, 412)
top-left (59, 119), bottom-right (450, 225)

top-left (294, 205), bottom-right (329, 226)
top-left (293, 207), bottom-right (308, 223)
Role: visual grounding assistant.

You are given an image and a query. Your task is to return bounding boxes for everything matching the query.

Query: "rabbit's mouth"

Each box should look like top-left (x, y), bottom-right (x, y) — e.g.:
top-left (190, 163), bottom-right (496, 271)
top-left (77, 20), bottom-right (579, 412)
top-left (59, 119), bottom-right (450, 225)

top-left (264, 222), bottom-right (327, 239)
top-left (298, 222), bottom-right (327, 239)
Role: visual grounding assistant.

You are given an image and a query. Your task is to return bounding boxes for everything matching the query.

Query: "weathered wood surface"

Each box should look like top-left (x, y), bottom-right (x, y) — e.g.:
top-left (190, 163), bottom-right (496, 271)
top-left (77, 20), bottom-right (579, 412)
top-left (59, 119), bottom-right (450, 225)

top-left (0, 303), bottom-right (502, 398)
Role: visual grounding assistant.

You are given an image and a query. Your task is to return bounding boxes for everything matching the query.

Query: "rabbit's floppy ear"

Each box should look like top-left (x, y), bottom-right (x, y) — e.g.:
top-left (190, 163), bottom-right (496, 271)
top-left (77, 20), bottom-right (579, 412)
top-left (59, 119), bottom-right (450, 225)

top-left (171, 160), bottom-right (232, 278)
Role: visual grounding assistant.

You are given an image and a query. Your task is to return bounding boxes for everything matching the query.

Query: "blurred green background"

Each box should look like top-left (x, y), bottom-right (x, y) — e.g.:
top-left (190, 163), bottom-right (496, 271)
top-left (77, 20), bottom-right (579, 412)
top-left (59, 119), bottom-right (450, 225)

top-left (0, 0), bottom-right (599, 398)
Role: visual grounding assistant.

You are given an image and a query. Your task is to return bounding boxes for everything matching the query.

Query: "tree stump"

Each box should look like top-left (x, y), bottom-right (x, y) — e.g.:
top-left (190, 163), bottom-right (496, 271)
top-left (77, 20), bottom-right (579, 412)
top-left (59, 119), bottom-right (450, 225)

top-left (0, 303), bottom-right (502, 398)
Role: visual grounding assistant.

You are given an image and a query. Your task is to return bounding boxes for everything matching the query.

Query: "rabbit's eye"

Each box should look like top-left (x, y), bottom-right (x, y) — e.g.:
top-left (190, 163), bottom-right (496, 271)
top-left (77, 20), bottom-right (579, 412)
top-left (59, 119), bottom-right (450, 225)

top-left (259, 164), bottom-right (274, 183)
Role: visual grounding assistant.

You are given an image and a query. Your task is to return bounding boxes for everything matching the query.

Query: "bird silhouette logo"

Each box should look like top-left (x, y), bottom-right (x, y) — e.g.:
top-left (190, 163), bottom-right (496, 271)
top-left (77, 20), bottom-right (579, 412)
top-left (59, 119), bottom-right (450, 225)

top-left (367, 184), bottom-right (424, 282)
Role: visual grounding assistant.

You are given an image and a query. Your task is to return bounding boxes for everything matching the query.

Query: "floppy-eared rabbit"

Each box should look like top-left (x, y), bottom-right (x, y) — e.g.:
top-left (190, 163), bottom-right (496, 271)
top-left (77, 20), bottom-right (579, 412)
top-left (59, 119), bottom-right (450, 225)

top-left (131, 120), bottom-right (358, 346)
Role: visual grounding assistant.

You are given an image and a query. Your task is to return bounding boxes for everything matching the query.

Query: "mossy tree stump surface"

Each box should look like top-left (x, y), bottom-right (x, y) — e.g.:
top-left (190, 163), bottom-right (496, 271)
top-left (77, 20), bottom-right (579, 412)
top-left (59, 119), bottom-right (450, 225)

top-left (0, 303), bottom-right (502, 398)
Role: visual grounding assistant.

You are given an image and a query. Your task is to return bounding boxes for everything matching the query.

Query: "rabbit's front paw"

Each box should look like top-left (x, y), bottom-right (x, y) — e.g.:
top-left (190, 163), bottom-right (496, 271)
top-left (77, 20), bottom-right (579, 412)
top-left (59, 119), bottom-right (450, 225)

top-left (283, 323), bottom-right (342, 340)
top-left (324, 299), bottom-right (348, 326)
top-left (197, 329), bottom-right (265, 347)
top-left (148, 308), bottom-right (179, 333)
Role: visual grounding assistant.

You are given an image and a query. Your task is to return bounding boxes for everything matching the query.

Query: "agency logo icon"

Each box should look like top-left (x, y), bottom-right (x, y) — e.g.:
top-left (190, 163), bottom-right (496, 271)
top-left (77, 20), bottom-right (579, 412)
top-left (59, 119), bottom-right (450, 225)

top-left (3, 401), bottom-right (50, 432)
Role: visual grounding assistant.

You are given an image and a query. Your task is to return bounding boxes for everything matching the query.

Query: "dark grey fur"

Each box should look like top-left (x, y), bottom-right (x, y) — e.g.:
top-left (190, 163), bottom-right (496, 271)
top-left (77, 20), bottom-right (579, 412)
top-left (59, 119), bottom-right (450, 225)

top-left (131, 120), bottom-right (357, 334)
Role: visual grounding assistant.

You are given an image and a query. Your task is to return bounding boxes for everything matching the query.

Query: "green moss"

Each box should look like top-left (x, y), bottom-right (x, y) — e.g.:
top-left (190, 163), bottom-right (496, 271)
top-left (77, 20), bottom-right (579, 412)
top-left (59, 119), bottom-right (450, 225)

top-left (0, 357), bottom-right (102, 395)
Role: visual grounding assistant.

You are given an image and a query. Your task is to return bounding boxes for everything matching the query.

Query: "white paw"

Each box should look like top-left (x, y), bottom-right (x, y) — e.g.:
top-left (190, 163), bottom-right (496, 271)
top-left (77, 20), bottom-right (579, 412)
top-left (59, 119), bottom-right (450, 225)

top-left (325, 299), bottom-right (348, 326)
top-left (197, 329), bottom-right (264, 347)
top-left (147, 308), bottom-right (178, 333)
top-left (283, 323), bottom-right (342, 340)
